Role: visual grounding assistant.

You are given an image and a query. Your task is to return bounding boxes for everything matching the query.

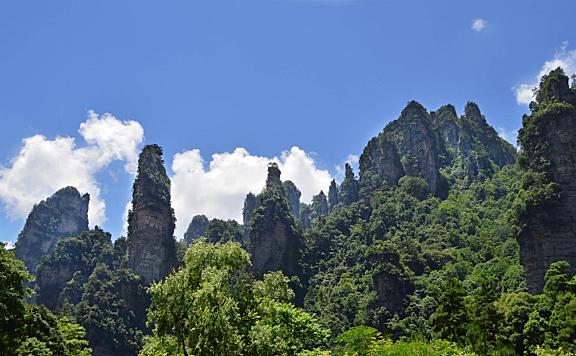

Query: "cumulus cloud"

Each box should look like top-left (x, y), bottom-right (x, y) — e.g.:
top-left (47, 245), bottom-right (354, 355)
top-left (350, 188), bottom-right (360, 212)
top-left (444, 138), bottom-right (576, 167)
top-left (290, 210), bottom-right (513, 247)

top-left (471, 18), bottom-right (487, 32)
top-left (0, 112), bottom-right (144, 226)
top-left (2, 241), bottom-right (15, 249)
top-left (171, 146), bottom-right (333, 238)
top-left (514, 44), bottom-right (576, 105)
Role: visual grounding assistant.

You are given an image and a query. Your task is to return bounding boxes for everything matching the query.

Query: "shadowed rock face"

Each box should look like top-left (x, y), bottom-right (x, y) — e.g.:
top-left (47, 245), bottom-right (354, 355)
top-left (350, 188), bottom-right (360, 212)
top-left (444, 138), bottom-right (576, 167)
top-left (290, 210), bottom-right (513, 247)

top-left (242, 192), bottom-right (257, 242)
top-left (516, 69), bottom-right (576, 293)
top-left (360, 101), bottom-right (442, 195)
top-left (338, 164), bottom-right (359, 205)
top-left (360, 101), bottom-right (516, 197)
top-left (248, 163), bottom-right (303, 279)
top-left (126, 144), bottom-right (177, 283)
top-left (282, 180), bottom-right (301, 218)
top-left (15, 186), bottom-right (89, 273)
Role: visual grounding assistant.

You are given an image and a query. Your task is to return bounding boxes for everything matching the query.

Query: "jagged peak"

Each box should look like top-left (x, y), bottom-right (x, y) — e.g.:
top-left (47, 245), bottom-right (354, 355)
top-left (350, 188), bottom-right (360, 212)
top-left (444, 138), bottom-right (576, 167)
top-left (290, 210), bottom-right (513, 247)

top-left (400, 100), bottom-right (428, 118)
top-left (141, 143), bottom-right (163, 156)
top-left (464, 101), bottom-right (485, 123)
top-left (344, 163), bottom-right (355, 179)
top-left (432, 104), bottom-right (458, 120)
top-left (52, 186), bottom-right (90, 201)
top-left (534, 67), bottom-right (576, 106)
top-left (265, 162), bottom-right (282, 188)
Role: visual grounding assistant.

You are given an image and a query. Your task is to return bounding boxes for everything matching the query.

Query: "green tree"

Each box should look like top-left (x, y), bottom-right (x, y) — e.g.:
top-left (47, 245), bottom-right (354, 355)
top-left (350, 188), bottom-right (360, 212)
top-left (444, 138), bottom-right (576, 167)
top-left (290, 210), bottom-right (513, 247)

top-left (0, 242), bottom-right (31, 354)
top-left (430, 276), bottom-right (468, 344)
top-left (334, 325), bottom-right (380, 355)
top-left (144, 241), bottom-right (328, 356)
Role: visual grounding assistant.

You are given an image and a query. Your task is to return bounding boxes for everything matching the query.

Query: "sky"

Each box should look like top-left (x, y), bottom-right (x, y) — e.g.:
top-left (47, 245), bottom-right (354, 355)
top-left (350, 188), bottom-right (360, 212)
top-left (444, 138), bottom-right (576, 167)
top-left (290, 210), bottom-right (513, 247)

top-left (1, 0), bottom-right (576, 244)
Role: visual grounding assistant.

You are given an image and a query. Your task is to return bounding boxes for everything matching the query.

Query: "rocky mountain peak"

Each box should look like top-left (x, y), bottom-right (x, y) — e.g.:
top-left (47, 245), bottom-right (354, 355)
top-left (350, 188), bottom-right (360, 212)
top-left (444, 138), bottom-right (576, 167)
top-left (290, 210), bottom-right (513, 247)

top-left (360, 101), bottom-right (517, 198)
top-left (126, 144), bottom-right (177, 283)
top-left (184, 215), bottom-right (209, 245)
top-left (248, 165), bottom-right (303, 281)
top-left (15, 186), bottom-right (89, 273)
top-left (464, 101), bottom-right (485, 123)
top-left (515, 68), bottom-right (576, 293)
top-left (282, 180), bottom-right (301, 218)
top-left (328, 179), bottom-right (339, 211)
top-left (534, 67), bottom-right (576, 106)
top-left (265, 162), bottom-right (282, 188)
top-left (401, 100), bottom-right (429, 118)
top-left (339, 164), bottom-right (360, 205)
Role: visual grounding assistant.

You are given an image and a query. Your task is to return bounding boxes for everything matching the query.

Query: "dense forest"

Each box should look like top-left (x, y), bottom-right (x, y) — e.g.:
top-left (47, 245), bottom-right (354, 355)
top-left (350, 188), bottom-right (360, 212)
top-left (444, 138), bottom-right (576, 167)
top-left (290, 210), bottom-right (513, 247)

top-left (2, 68), bottom-right (576, 355)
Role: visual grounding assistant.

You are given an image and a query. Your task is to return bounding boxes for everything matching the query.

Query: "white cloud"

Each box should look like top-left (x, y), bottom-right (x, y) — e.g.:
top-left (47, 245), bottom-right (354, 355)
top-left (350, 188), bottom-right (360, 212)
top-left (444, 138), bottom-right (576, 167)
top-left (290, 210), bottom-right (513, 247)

top-left (498, 127), bottom-right (519, 148)
top-left (80, 111), bottom-right (144, 174)
top-left (0, 112), bottom-right (143, 226)
top-left (514, 44), bottom-right (576, 105)
top-left (471, 18), bottom-right (487, 32)
top-left (2, 241), bottom-right (15, 249)
top-left (171, 146), bottom-right (333, 238)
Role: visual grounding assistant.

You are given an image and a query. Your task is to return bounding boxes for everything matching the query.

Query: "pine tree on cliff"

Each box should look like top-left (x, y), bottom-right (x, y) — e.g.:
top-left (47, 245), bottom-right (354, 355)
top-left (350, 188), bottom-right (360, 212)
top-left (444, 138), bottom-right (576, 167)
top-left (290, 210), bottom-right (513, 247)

top-left (512, 67), bottom-right (576, 293)
top-left (126, 144), bottom-right (177, 283)
top-left (248, 163), bottom-right (303, 279)
top-left (338, 164), bottom-right (359, 205)
top-left (328, 179), bottom-right (339, 211)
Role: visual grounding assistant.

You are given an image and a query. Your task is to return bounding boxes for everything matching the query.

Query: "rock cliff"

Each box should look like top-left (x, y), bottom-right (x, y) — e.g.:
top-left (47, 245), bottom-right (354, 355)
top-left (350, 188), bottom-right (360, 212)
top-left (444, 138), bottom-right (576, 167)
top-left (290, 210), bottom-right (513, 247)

top-left (126, 144), bottom-right (177, 283)
top-left (359, 101), bottom-right (516, 197)
top-left (514, 68), bottom-right (576, 293)
top-left (282, 180), bottom-right (302, 218)
top-left (242, 192), bottom-right (257, 241)
top-left (327, 179), bottom-right (339, 211)
top-left (15, 186), bottom-right (89, 273)
top-left (338, 163), bottom-right (360, 205)
top-left (248, 163), bottom-right (303, 279)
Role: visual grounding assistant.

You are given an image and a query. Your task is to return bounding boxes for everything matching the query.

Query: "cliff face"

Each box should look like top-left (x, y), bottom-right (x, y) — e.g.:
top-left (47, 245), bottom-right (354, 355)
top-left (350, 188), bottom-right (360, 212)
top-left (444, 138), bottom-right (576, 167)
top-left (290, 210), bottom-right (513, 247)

top-left (248, 163), bottom-right (303, 279)
top-left (15, 186), bottom-right (89, 273)
top-left (282, 180), bottom-right (302, 218)
top-left (328, 180), bottom-right (339, 211)
top-left (432, 102), bottom-right (517, 182)
top-left (360, 102), bottom-right (441, 195)
top-left (360, 101), bottom-right (516, 197)
top-left (126, 144), bottom-right (177, 283)
top-left (338, 163), bottom-right (360, 205)
top-left (515, 68), bottom-right (576, 293)
top-left (242, 193), bottom-right (257, 241)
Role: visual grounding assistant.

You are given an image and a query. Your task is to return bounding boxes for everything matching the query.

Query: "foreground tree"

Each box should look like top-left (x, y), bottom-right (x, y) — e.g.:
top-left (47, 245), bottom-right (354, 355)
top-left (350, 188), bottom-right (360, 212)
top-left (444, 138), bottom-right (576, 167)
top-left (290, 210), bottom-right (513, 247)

top-left (142, 240), bottom-right (329, 356)
top-left (0, 243), bottom-right (91, 356)
top-left (430, 276), bottom-right (468, 344)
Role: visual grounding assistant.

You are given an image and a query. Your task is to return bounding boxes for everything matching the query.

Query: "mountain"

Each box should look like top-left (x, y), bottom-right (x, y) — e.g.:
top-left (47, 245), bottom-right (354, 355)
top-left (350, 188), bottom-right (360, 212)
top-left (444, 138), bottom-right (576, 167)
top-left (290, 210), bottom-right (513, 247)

top-left (513, 67), bottom-right (576, 293)
top-left (247, 163), bottom-right (303, 281)
top-left (360, 101), bottom-right (516, 198)
top-left (183, 214), bottom-right (209, 245)
top-left (15, 186), bottom-right (89, 273)
top-left (126, 144), bottom-right (178, 283)
top-left (7, 75), bottom-right (576, 355)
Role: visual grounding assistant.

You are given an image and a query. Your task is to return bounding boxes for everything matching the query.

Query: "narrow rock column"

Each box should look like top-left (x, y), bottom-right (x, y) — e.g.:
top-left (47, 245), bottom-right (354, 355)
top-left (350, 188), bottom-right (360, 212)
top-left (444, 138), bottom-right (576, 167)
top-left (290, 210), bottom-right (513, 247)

top-left (126, 144), bottom-right (177, 283)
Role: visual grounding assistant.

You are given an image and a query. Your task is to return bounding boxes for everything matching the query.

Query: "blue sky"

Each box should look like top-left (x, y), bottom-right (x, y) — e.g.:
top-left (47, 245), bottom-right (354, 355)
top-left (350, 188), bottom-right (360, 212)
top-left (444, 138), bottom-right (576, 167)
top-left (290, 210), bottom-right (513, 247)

top-left (1, 0), bottom-right (576, 243)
